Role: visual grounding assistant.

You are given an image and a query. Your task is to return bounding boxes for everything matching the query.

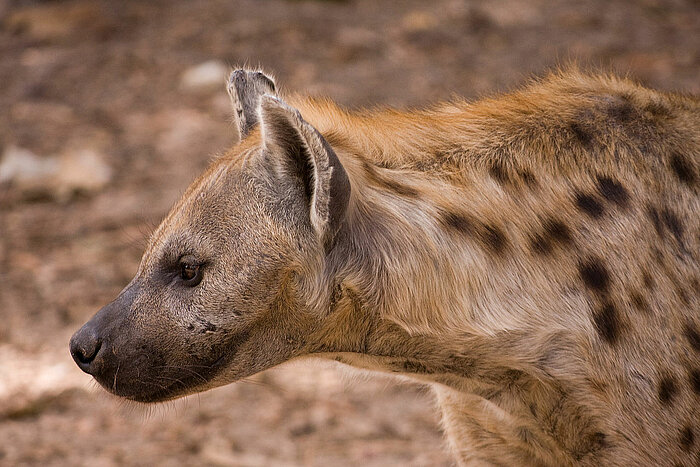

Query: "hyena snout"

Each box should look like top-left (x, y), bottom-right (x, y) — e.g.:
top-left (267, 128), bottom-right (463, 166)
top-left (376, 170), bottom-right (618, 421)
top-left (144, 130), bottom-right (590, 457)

top-left (70, 283), bottom-right (231, 402)
top-left (70, 286), bottom-right (164, 401)
top-left (69, 287), bottom-right (134, 379)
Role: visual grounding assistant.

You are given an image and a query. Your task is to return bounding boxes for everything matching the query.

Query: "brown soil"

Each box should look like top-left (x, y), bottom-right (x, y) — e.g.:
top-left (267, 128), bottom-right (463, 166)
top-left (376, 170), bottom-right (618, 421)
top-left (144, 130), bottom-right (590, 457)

top-left (0, 0), bottom-right (698, 465)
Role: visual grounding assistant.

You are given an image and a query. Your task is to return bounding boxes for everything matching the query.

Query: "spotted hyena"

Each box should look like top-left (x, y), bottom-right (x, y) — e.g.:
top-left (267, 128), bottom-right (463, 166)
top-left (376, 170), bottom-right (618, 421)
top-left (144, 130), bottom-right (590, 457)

top-left (71, 69), bottom-right (699, 466)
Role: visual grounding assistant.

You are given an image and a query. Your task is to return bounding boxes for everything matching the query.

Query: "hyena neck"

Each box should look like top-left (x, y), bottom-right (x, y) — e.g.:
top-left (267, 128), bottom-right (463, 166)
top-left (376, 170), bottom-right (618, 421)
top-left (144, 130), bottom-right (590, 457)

top-left (298, 94), bottom-right (595, 385)
top-left (307, 148), bottom-right (553, 386)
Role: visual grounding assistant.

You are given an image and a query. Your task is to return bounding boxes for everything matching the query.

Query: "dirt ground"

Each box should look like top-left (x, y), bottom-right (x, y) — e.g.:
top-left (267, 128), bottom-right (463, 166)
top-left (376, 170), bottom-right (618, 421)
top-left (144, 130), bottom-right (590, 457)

top-left (0, 0), bottom-right (698, 465)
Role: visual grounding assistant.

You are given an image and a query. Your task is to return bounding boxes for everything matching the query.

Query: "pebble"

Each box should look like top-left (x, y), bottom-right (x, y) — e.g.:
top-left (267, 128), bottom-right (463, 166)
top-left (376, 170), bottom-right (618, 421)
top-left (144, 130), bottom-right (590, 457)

top-left (180, 60), bottom-right (229, 91)
top-left (0, 145), bottom-right (112, 201)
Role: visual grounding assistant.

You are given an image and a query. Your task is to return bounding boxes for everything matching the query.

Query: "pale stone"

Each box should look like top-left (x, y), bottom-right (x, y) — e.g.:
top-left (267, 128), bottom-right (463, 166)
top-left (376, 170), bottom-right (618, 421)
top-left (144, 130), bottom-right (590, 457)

top-left (0, 145), bottom-right (112, 201)
top-left (181, 60), bottom-right (229, 91)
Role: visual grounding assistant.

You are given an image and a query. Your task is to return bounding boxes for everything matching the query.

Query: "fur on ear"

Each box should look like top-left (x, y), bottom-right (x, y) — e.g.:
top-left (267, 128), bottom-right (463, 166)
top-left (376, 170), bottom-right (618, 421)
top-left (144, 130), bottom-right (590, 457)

top-left (227, 69), bottom-right (277, 140)
top-left (259, 95), bottom-right (351, 248)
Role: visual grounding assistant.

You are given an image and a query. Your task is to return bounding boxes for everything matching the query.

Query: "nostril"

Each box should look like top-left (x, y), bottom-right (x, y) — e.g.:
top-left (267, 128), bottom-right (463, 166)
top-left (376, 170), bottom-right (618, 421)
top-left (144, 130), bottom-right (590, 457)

top-left (70, 331), bottom-right (102, 373)
top-left (77, 340), bottom-right (101, 364)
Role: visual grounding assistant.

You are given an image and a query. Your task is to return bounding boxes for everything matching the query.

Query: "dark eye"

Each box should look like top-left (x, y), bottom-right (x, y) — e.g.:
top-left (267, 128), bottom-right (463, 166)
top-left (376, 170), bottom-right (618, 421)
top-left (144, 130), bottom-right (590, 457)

top-left (179, 258), bottom-right (203, 286)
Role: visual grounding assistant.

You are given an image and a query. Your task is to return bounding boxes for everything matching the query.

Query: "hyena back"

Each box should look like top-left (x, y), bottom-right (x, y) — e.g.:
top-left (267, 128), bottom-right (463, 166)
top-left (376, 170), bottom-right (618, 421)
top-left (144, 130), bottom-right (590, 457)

top-left (71, 69), bottom-right (699, 466)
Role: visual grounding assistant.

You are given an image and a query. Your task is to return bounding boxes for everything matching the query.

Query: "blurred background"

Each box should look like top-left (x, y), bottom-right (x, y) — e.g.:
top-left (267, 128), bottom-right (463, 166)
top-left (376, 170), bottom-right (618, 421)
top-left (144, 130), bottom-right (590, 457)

top-left (0, 0), bottom-right (698, 465)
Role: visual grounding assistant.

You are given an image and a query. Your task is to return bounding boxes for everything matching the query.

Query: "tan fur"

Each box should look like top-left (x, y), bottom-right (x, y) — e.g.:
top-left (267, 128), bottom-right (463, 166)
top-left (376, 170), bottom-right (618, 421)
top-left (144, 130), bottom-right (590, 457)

top-left (72, 69), bottom-right (699, 466)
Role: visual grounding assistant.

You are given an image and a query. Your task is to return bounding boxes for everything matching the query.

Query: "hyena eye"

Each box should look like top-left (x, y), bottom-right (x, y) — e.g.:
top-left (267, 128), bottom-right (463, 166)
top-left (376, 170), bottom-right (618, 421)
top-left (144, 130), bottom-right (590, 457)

top-left (179, 256), bottom-right (203, 286)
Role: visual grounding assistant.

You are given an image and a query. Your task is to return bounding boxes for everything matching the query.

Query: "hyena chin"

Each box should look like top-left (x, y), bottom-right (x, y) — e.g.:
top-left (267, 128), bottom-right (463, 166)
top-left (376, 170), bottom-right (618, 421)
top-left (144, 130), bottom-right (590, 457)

top-left (71, 68), bottom-right (699, 466)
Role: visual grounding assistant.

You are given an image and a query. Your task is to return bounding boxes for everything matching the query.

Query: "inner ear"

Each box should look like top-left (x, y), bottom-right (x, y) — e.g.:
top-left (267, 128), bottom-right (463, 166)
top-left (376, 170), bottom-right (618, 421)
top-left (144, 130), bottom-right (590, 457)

top-left (261, 97), bottom-right (319, 206)
top-left (291, 139), bottom-right (316, 207)
top-left (285, 126), bottom-right (315, 204)
top-left (259, 95), bottom-right (351, 247)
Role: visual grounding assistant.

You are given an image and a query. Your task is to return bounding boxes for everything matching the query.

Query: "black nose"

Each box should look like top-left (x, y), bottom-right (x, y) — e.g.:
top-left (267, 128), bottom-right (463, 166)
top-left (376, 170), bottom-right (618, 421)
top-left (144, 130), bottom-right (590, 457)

top-left (70, 326), bottom-right (102, 374)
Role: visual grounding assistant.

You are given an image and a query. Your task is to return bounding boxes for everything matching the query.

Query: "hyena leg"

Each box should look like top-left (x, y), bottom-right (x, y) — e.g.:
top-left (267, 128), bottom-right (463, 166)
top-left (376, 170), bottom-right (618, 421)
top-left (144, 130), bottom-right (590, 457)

top-left (227, 69), bottom-right (277, 139)
top-left (433, 386), bottom-right (570, 467)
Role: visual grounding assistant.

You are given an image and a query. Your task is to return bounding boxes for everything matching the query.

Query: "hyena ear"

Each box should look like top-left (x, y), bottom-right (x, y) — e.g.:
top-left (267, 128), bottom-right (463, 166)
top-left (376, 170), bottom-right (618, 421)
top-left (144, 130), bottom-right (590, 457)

top-left (227, 69), bottom-right (277, 140)
top-left (259, 94), bottom-right (351, 248)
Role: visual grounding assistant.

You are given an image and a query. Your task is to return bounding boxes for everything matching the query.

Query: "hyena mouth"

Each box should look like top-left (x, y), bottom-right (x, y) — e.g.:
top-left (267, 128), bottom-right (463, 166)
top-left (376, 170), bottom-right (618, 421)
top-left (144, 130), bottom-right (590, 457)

top-left (117, 329), bottom-right (253, 403)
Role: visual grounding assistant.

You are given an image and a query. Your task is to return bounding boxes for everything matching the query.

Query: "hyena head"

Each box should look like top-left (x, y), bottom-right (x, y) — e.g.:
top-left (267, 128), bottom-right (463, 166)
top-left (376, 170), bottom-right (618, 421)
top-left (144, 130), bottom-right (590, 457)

top-left (70, 70), bottom-right (351, 402)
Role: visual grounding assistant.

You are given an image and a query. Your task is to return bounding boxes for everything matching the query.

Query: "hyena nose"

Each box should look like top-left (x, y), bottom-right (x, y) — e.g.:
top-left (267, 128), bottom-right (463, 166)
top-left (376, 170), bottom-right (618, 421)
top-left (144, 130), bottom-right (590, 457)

top-left (69, 326), bottom-right (103, 374)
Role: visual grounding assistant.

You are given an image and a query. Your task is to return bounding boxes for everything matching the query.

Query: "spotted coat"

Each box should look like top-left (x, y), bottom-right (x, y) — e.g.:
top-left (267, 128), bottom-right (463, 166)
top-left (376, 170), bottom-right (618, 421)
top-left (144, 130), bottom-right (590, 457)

top-left (71, 69), bottom-right (699, 466)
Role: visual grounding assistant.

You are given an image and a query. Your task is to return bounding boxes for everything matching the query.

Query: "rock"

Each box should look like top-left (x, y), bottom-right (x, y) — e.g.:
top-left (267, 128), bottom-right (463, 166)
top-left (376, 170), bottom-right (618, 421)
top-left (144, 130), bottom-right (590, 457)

top-left (0, 146), bottom-right (57, 185)
top-left (401, 10), bottom-right (438, 32)
top-left (0, 345), bottom-right (86, 421)
top-left (180, 60), bottom-right (229, 91)
top-left (155, 109), bottom-right (217, 157)
top-left (56, 149), bottom-right (112, 198)
top-left (0, 145), bottom-right (112, 202)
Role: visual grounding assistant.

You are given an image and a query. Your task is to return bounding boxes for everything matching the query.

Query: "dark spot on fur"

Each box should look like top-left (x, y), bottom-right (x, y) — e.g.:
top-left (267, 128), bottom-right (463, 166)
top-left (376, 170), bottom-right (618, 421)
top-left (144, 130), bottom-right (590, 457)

top-left (606, 95), bottom-right (634, 123)
top-left (362, 160), bottom-right (420, 198)
top-left (689, 369), bottom-right (700, 394)
top-left (442, 211), bottom-right (474, 236)
top-left (644, 101), bottom-right (671, 118)
top-left (442, 212), bottom-right (508, 255)
top-left (570, 121), bottom-right (594, 147)
top-left (589, 432), bottom-right (608, 450)
top-left (685, 324), bottom-right (700, 353)
top-left (531, 218), bottom-right (573, 255)
top-left (574, 192), bottom-right (604, 218)
top-left (480, 224), bottom-right (508, 254)
top-left (596, 176), bottom-right (629, 207)
top-left (680, 425), bottom-right (695, 452)
top-left (531, 234), bottom-right (551, 255)
top-left (647, 206), bottom-right (664, 237)
top-left (518, 169), bottom-right (537, 188)
top-left (642, 271), bottom-right (655, 289)
top-left (574, 431), bottom-right (608, 460)
top-left (579, 259), bottom-right (611, 293)
top-left (593, 302), bottom-right (621, 344)
top-left (691, 277), bottom-right (700, 297)
top-left (661, 208), bottom-right (684, 243)
top-left (658, 376), bottom-right (678, 404)
top-left (385, 179), bottom-right (420, 198)
top-left (670, 153), bottom-right (696, 185)
top-left (630, 291), bottom-right (649, 313)
top-left (489, 161), bottom-right (509, 185)
top-left (545, 219), bottom-right (572, 244)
